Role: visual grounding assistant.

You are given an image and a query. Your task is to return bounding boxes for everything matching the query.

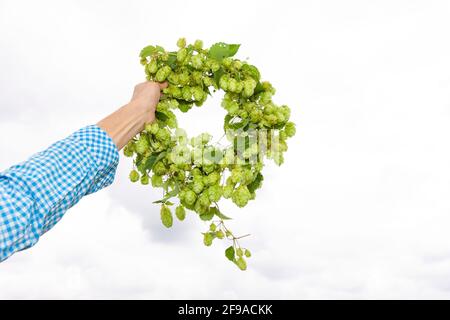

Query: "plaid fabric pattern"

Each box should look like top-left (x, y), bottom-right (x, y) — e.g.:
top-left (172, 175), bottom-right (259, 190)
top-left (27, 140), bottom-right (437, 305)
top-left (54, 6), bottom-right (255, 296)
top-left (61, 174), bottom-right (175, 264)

top-left (0, 125), bottom-right (119, 262)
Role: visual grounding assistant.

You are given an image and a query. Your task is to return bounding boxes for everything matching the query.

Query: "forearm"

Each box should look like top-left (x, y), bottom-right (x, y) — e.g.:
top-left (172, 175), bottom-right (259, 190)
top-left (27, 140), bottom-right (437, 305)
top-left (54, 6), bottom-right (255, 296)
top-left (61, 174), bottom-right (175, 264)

top-left (97, 81), bottom-right (166, 150)
top-left (97, 101), bottom-right (152, 151)
top-left (0, 81), bottom-right (163, 262)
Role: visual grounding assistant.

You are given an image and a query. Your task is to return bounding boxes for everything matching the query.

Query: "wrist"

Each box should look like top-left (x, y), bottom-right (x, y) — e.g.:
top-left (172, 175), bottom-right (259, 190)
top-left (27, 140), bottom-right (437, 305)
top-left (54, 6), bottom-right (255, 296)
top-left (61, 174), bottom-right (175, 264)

top-left (128, 99), bottom-right (156, 126)
top-left (97, 101), bottom-right (152, 151)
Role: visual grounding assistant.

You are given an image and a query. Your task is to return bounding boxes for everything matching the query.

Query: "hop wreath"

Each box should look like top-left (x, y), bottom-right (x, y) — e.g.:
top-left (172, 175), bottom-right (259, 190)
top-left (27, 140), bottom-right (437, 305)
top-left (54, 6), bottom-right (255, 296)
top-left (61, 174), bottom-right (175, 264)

top-left (124, 38), bottom-right (296, 270)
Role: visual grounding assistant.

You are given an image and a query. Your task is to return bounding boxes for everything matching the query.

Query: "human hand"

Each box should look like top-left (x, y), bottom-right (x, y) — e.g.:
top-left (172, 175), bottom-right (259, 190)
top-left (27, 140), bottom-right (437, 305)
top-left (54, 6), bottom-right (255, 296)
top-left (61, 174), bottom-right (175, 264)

top-left (129, 81), bottom-right (168, 124)
top-left (97, 81), bottom-right (167, 150)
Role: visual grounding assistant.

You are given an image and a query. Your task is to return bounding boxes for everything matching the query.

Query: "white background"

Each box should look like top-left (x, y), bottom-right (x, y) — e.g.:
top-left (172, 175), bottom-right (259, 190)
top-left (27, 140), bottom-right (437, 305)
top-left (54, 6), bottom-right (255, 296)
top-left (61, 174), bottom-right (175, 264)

top-left (1, 0), bottom-right (450, 299)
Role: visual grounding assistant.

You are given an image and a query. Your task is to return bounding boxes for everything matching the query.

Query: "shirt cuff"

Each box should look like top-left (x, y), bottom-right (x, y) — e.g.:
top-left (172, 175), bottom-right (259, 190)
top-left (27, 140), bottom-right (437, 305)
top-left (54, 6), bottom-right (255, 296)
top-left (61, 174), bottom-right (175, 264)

top-left (70, 125), bottom-right (120, 193)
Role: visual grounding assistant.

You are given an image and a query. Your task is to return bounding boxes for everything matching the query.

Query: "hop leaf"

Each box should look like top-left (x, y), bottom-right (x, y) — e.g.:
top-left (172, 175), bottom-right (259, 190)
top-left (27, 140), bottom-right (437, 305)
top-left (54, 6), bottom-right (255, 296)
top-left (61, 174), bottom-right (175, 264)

top-left (225, 246), bottom-right (235, 261)
top-left (241, 64), bottom-right (261, 81)
top-left (208, 43), bottom-right (240, 62)
top-left (140, 45), bottom-right (164, 59)
top-left (214, 210), bottom-right (232, 220)
top-left (247, 173), bottom-right (264, 193)
top-left (199, 207), bottom-right (215, 221)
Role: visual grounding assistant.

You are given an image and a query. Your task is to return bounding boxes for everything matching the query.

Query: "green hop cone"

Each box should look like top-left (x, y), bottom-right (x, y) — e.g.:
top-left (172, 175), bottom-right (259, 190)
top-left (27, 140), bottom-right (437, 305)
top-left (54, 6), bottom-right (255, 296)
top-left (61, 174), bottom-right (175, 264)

top-left (231, 185), bottom-right (251, 207)
top-left (182, 86), bottom-right (192, 100)
top-left (243, 169), bottom-right (254, 184)
top-left (151, 174), bottom-right (163, 187)
top-left (191, 71), bottom-right (203, 84)
top-left (192, 86), bottom-right (204, 101)
top-left (284, 121), bottom-right (296, 138)
top-left (153, 161), bottom-right (167, 176)
top-left (155, 128), bottom-right (171, 142)
top-left (191, 55), bottom-right (203, 69)
top-left (197, 192), bottom-right (211, 208)
top-left (206, 172), bottom-right (220, 186)
top-left (160, 205), bottom-right (173, 228)
top-left (223, 185), bottom-right (234, 199)
top-left (178, 72), bottom-right (189, 85)
top-left (147, 60), bottom-right (158, 74)
top-left (222, 57), bottom-right (232, 68)
top-left (210, 60), bottom-right (220, 72)
top-left (184, 189), bottom-right (197, 206)
top-left (203, 232), bottom-right (214, 246)
top-left (177, 48), bottom-right (188, 62)
top-left (207, 184), bottom-right (222, 202)
top-left (192, 180), bottom-right (204, 194)
top-left (245, 249), bottom-right (252, 258)
top-left (216, 230), bottom-right (224, 239)
top-left (145, 122), bottom-right (159, 134)
top-left (135, 135), bottom-right (149, 154)
top-left (232, 60), bottom-right (243, 70)
top-left (250, 109), bottom-right (263, 122)
top-left (242, 78), bottom-right (257, 97)
top-left (156, 65), bottom-right (172, 82)
top-left (129, 170), bottom-right (139, 183)
top-left (235, 257), bottom-right (247, 271)
top-left (203, 76), bottom-right (214, 86)
top-left (191, 168), bottom-right (202, 177)
top-left (230, 168), bottom-right (244, 184)
top-left (175, 205), bottom-right (186, 221)
top-left (219, 75), bottom-right (229, 91)
top-left (176, 37), bottom-right (186, 48)
top-left (194, 39), bottom-right (203, 50)
top-left (228, 78), bottom-right (238, 92)
top-left (123, 145), bottom-right (134, 157)
top-left (140, 174), bottom-right (149, 185)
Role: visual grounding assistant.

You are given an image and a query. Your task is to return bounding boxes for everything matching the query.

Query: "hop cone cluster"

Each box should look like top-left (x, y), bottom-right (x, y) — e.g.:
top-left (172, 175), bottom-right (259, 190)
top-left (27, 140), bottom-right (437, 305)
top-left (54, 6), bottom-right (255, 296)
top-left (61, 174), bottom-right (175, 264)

top-left (125, 38), bottom-right (296, 270)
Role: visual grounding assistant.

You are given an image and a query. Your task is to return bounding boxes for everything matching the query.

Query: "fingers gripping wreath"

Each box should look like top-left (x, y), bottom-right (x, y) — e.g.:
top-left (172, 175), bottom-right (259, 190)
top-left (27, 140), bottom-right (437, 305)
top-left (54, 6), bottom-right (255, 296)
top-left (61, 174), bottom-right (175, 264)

top-left (124, 38), bottom-right (296, 270)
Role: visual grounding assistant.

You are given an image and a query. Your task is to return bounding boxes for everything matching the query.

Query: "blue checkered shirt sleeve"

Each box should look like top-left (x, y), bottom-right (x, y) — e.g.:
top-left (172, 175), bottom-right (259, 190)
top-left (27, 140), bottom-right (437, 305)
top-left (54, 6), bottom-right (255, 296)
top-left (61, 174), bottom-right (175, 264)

top-left (0, 125), bottom-right (119, 262)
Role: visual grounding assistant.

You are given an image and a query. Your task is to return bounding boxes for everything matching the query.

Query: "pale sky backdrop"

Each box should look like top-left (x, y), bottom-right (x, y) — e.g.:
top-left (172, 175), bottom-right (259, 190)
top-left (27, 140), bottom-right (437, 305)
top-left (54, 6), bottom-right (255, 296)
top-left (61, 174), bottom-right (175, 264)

top-left (1, 0), bottom-right (450, 299)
